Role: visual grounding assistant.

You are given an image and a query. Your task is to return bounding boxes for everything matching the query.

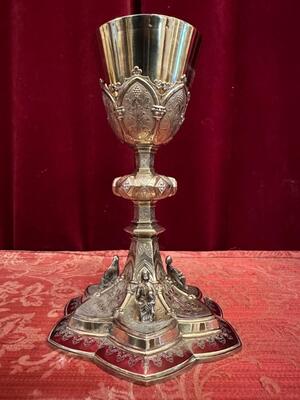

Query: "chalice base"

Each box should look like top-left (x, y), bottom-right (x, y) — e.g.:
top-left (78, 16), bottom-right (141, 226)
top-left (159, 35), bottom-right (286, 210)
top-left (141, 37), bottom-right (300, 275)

top-left (48, 258), bottom-right (241, 385)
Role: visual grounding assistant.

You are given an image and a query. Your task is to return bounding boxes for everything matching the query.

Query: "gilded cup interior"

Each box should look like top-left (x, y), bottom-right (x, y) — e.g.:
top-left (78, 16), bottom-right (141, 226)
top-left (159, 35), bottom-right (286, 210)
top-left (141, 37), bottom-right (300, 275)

top-left (98, 14), bottom-right (201, 86)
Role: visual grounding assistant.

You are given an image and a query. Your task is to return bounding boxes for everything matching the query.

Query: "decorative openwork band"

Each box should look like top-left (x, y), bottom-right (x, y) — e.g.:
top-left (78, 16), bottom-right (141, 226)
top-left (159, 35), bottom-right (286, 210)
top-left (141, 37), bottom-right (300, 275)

top-left (101, 66), bottom-right (190, 146)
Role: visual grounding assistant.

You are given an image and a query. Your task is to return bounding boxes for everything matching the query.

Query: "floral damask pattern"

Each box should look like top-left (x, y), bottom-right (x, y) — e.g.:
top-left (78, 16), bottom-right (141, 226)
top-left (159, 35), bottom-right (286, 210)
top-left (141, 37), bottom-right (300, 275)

top-left (0, 250), bottom-right (299, 399)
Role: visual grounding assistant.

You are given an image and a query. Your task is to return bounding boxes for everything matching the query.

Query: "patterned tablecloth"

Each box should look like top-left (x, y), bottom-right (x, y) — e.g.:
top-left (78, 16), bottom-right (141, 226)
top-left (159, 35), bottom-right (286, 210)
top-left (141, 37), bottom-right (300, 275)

top-left (0, 250), bottom-right (299, 399)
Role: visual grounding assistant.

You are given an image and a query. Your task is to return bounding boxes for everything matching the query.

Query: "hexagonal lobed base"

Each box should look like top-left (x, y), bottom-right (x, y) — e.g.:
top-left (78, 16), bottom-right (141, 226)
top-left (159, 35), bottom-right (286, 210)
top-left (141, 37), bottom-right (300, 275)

top-left (48, 294), bottom-right (241, 384)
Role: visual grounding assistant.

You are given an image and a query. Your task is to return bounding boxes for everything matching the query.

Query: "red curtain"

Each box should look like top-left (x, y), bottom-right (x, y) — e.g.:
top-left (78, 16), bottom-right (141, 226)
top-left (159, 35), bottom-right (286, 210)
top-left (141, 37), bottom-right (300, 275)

top-left (0, 0), bottom-right (299, 251)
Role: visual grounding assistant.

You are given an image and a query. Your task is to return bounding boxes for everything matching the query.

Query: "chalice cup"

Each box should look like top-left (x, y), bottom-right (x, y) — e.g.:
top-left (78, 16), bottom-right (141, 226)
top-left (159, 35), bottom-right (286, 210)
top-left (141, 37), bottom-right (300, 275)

top-left (49, 14), bottom-right (241, 384)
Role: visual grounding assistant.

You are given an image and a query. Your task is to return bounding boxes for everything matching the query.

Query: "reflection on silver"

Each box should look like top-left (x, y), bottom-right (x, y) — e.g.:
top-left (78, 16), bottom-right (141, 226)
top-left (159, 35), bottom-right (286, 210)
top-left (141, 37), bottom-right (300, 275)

top-left (99, 14), bottom-right (201, 86)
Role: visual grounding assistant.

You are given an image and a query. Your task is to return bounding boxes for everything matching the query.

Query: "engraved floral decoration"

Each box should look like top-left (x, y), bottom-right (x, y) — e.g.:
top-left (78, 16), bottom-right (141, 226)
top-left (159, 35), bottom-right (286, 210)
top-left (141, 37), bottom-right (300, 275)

top-left (101, 66), bottom-right (190, 145)
top-left (122, 81), bottom-right (155, 142)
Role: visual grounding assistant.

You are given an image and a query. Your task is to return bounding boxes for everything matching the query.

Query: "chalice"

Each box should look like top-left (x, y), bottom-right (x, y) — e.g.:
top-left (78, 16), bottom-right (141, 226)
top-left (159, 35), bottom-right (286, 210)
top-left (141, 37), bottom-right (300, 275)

top-left (49, 14), bottom-right (241, 384)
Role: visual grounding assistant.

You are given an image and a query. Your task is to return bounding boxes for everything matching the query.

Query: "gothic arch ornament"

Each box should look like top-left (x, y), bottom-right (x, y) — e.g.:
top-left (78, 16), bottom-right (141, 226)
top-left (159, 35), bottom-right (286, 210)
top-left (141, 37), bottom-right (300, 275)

top-left (101, 66), bottom-right (190, 146)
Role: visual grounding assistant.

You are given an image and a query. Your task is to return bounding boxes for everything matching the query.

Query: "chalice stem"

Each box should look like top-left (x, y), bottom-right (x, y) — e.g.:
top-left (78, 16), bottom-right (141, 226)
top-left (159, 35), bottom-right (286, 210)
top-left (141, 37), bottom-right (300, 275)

top-left (120, 145), bottom-right (166, 283)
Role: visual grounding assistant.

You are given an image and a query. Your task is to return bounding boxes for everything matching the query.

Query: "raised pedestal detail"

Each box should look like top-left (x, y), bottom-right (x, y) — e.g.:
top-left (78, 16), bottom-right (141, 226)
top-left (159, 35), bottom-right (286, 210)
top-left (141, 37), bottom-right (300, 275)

top-left (49, 255), bottom-right (241, 384)
top-left (49, 124), bottom-right (241, 383)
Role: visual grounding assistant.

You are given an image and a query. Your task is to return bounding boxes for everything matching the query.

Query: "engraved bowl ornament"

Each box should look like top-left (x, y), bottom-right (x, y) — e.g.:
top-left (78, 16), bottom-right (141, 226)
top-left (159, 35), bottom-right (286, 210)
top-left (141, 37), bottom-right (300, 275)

top-left (98, 14), bottom-right (201, 146)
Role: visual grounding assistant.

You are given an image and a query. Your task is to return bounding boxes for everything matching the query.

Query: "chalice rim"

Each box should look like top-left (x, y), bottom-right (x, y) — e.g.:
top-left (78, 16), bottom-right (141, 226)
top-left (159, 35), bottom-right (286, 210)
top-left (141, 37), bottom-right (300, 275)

top-left (98, 13), bottom-right (200, 35)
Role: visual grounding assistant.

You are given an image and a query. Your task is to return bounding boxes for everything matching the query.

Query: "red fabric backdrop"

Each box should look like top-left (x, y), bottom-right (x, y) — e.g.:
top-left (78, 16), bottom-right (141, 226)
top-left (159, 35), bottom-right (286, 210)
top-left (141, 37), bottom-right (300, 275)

top-left (0, 0), bottom-right (299, 251)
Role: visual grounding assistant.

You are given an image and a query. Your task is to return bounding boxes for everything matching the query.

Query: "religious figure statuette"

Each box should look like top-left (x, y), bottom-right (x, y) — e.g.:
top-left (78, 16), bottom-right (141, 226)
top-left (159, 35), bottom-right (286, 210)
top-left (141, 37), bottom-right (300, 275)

top-left (48, 14), bottom-right (242, 384)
